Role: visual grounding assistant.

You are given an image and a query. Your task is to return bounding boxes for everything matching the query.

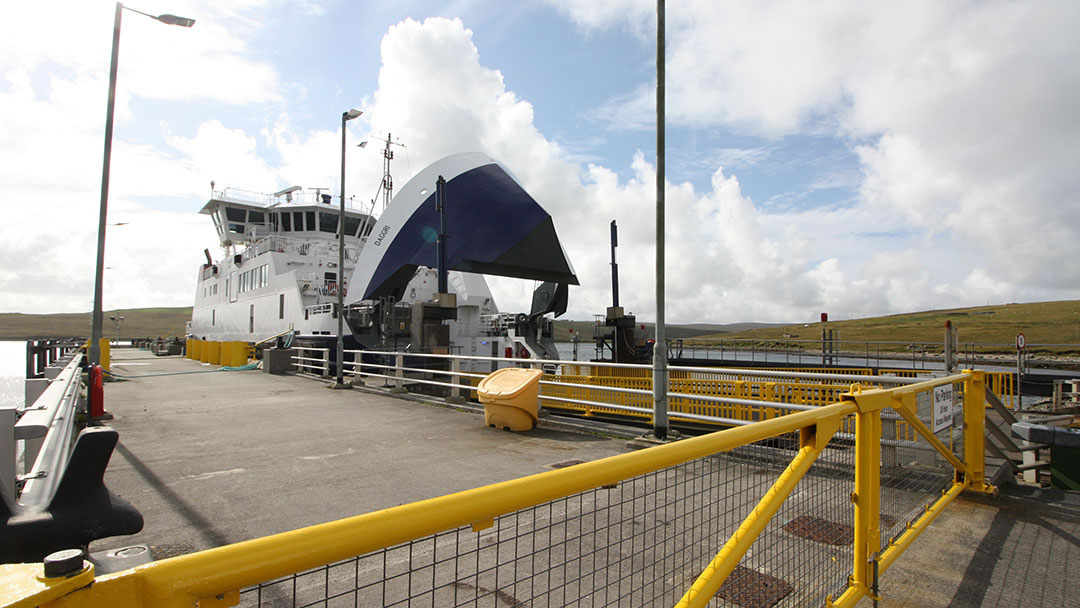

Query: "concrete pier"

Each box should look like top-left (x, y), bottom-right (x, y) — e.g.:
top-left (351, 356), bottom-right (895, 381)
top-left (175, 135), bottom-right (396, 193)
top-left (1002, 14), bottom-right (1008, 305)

top-left (90, 349), bottom-right (1080, 606)
top-left (94, 349), bottom-right (631, 559)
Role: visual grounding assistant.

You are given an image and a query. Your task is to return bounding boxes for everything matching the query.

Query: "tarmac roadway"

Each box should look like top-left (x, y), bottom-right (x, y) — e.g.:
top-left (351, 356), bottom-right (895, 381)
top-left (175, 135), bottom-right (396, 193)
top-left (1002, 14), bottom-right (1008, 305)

top-left (93, 349), bottom-right (1080, 607)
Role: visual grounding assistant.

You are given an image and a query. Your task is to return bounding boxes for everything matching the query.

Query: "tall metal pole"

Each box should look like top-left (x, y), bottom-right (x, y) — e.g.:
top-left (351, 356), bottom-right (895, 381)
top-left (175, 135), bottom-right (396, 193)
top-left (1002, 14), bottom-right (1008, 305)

top-left (90, 2), bottom-right (124, 369)
top-left (652, 0), bottom-right (668, 440)
top-left (336, 110), bottom-right (347, 386)
top-left (610, 220), bottom-right (620, 308)
top-left (436, 176), bottom-right (448, 294)
top-left (90, 3), bottom-right (192, 370)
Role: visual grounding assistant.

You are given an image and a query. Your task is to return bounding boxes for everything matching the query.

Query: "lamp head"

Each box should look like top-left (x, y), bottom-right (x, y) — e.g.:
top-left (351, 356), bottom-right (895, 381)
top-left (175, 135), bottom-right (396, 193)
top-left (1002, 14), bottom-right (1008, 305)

top-left (156, 14), bottom-right (195, 27)
top-left (344, 108), bottom-right (363, 121)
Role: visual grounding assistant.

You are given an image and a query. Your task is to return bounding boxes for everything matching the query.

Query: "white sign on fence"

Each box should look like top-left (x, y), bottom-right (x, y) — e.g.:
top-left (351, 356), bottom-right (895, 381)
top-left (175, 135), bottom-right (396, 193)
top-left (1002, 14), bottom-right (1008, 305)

top-left (932, 384), bottom-right (954, 433)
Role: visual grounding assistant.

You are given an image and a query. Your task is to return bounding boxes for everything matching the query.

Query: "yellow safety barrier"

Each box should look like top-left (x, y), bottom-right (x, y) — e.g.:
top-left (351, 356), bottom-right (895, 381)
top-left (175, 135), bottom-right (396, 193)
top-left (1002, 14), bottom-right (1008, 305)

top-left (4, 371), bottom-right (993, 607)
top-left (188, 340), bottom-right (201, 361)
top-left (207, 341), bottom-right (221, 365)
top-left (222, 341), bottom-right (248, 367)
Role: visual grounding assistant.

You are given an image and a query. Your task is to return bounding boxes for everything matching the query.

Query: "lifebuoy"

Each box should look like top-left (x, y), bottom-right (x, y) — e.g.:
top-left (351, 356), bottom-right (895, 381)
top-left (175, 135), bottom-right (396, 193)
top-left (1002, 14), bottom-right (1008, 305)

top-left (516, 345), bottom-right (530, 359)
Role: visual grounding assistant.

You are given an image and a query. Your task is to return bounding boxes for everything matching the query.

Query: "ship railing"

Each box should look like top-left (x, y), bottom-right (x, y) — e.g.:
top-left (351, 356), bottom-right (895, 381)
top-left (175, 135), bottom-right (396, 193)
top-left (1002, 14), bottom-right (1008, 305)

top-left (292, 347), bottom-right (330, 378)
top-left (2, 351), bottom-right (84, 506)
top-left (8, 368), bottom-right (995, 607)
top-left (478, 312), bottom-right (517, 336)
top-left (241, 234), bottom-right (359, 263)
top-left (302, 303), bottom-right (335, 321)
top-left (214, 187), bottom-right (273, 206)
top-left (300, 279), bottom-right (349, 299)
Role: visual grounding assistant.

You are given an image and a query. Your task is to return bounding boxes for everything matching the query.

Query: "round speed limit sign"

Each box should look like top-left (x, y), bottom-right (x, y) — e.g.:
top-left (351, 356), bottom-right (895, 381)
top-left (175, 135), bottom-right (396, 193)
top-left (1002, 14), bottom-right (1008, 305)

top-left (1016, 333), bottom-right (1026, 350)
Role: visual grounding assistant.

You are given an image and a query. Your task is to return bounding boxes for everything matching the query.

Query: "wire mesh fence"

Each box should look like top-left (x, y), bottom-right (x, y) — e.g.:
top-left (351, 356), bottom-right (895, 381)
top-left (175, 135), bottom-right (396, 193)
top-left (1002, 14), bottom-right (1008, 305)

top-left (878, 382), bottom-right (962, 553)
top-left (239, 431), bottom-right (862, 607)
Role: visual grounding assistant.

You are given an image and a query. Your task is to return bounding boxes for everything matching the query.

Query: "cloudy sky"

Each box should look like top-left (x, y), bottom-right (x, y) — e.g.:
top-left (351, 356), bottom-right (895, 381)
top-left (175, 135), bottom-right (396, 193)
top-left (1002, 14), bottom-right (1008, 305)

top-left (2, 0), bottom-right (1078, 324)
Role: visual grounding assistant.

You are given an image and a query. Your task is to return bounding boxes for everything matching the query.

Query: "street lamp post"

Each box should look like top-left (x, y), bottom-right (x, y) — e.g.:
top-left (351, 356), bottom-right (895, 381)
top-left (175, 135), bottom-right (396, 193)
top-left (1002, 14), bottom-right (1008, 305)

top-left (110, 315), bottom-right (125, 344)
top-left (89, 3), bottom-right (194, 369)
top-left (337, 108), bottom-right (363, 387)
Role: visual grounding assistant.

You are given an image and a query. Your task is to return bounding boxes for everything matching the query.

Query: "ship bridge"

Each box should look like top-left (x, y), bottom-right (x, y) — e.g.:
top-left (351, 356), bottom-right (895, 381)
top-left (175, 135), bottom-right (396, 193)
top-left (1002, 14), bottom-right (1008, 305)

top-left (200, 187), bottom-right (376, 248)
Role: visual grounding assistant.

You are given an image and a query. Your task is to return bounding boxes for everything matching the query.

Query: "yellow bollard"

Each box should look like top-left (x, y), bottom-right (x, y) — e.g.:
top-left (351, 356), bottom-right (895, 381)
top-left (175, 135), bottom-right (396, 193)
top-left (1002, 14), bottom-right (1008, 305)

top-left (230, 341), bottom-right (250, 366)
top-left (99, 339), bottom-right (111, 373)
top-left (208, 341), bottom-right (221, 365)
top-left (199, 340), bottom-right (210, 363)
top-left (191, 339), bottom-right (203, 361)
top-left (186, 338), bottom-right (194, 359)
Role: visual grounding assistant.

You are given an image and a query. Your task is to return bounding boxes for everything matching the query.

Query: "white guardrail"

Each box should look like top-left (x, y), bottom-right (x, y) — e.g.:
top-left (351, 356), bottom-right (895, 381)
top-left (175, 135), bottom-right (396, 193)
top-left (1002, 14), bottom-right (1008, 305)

top-left (2, 351), bottom-right (84, 506)
top-left (336, 349), bottom-right (926, 427)
top-left (292, 347), bottom-right (330, 378)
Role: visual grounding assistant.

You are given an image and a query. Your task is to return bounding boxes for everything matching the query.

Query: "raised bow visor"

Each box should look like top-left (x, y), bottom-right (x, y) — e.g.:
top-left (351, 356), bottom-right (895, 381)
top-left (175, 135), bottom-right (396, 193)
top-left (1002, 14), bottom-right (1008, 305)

top-left (345, 152), bottom-right (578, 304)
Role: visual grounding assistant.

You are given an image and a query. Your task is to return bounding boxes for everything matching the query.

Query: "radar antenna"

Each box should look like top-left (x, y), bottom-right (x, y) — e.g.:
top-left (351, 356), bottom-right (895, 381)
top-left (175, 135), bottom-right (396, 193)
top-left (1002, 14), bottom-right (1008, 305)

top-left (365, 133), bottom-right (406, 213)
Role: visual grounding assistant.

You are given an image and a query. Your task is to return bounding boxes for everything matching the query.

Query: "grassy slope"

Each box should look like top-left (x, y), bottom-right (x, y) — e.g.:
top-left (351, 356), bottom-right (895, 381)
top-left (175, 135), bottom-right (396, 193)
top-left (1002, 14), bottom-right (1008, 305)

top-left (2, 300), bottom-right (1077, 351)
top-left (550, 320), bottom-right (786, 342)
top-left (702, 300), bottom-right (1080, 352)
top-left (0, 307), bottom-right (193, 340)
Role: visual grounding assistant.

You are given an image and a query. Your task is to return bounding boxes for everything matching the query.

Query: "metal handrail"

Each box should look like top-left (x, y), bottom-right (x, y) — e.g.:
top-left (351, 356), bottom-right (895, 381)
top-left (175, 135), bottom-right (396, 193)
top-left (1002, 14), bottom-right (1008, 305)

top-left (15, 352), bottom-right (84, 507)
top-left (10, 371), bottom-right (993, 607)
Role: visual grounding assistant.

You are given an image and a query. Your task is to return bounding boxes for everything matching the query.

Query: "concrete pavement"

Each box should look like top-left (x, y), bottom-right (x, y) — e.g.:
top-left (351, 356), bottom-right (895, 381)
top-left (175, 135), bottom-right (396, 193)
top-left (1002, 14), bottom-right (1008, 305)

top-left (90, 348), bottom-right (1080, 606)
top-left (94, 349), bottom-right (631, 559)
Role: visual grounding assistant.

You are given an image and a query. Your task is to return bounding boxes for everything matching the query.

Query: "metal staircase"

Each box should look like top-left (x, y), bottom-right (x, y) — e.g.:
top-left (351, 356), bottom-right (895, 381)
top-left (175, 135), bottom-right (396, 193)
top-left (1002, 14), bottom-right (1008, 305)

top-left (983, 387), bottom-right (1049, 486)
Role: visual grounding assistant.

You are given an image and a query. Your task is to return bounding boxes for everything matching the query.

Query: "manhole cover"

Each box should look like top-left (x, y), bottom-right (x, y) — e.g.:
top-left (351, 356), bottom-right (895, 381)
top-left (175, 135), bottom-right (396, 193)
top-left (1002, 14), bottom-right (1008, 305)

top-left (549, 459), bottom-right (586, 469)
top-left (783, 515), bottom-right (854, 546)
top-left (716, 565), bottom-right (793, 607)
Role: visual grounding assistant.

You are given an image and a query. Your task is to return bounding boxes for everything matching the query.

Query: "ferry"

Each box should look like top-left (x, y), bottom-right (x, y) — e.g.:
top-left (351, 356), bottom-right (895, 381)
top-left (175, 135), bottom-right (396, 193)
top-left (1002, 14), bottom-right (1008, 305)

top-left (189, 151), bottom-right (578, 370)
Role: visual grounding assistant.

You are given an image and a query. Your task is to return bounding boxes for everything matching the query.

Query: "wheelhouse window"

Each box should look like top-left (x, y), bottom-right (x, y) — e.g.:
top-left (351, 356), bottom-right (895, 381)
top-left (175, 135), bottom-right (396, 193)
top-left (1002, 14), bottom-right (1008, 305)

top-left (225, 206), bottom-right (246, 234)
top-left (343, 215), bottom-right (361, 237)
top-left (248, 210), bottom-right (264, 224)
top-left (319, 212), bottom-right (338, 233)
top-left (281, 212), bottom-right (292, 231)
top-left (305, 211), bottom-right (315, 232)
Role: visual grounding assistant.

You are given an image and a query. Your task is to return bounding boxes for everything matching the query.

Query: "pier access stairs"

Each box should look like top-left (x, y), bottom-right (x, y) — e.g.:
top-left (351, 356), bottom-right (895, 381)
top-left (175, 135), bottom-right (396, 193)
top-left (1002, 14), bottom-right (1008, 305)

top-left (981, 388), bottom-right (1050, 486)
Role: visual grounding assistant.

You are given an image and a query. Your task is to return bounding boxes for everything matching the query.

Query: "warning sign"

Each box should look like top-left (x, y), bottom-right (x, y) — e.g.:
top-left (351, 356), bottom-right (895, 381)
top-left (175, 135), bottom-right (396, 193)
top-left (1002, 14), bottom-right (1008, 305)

top-left (932, 384), bottom-right (954, 433)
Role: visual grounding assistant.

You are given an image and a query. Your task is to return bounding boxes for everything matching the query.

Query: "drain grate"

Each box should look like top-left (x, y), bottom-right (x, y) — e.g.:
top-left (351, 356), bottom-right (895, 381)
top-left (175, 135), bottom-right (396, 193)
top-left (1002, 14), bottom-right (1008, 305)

top-left (783, 515), bottom-right (854, 546)
top-left (549, 459), bottom-right (586, 469)
top-left (716, 565), bottom-right (793, 607)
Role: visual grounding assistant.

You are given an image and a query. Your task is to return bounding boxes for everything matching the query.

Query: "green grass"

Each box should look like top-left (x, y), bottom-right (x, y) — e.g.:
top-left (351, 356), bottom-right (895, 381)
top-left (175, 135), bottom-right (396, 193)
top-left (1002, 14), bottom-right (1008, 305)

top-left (0, 307), bottom-right (192, 340)
top-left (695, 300), bottom-right (1080, 354)
top-left (3, 300), bottom-right (1078, 354)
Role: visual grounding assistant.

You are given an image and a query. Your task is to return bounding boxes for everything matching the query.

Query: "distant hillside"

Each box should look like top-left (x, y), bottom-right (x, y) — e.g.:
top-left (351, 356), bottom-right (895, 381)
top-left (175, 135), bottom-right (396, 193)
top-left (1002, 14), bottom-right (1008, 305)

top-left (0, 307), bottom-right (192, 340)
top-left (549, 320), bottom-right (774, 343)
top-left (701, 300), bottom-right (1080, 352)
top-left (4, 300), bottom-right (1077, 351)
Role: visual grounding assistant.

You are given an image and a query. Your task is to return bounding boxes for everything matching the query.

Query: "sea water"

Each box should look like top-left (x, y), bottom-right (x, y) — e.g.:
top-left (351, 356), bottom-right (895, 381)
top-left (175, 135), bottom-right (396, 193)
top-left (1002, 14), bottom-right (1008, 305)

top-left (0, 340), bottom-right (25, 409)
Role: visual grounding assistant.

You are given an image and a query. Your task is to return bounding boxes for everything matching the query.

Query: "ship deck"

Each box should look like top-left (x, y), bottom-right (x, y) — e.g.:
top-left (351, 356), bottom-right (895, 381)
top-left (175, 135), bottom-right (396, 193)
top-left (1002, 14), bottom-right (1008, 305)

top-left (95, 348), bottom-right (1080, 607)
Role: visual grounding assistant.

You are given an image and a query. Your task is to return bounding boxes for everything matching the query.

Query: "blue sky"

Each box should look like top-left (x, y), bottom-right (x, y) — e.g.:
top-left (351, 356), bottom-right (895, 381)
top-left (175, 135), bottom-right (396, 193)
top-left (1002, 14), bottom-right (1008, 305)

top-left (2, 0), bottom-right (1078, 324)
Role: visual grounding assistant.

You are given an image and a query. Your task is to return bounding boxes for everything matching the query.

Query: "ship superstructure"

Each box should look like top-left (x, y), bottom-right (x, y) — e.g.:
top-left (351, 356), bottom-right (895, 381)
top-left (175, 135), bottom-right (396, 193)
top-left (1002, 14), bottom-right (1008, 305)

top-left (191, 151), bottom-right (578, 370)
top-left (190, 187), bottom-right (380, 345)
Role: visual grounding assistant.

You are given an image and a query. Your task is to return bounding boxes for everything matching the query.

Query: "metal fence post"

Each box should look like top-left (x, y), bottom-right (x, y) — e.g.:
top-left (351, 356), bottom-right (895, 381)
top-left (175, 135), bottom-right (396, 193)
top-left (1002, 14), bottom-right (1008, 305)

top-left (962, 370), bottom-right (992, 493)
top-left (322, 349), bottom-right (329, 379)
top-left (853, 405), bottom-right (881, 595)
top-left (450, 358), bottom-right (462, 401)
top-left (1, 405), bottom-right (15, 504)
top-left (395, 354), bottom-right (404, 390)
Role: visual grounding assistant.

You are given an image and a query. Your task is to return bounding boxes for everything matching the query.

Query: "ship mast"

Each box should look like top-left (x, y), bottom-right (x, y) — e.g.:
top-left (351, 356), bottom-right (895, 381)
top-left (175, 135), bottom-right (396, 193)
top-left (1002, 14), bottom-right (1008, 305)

top-left (366, 133), bottom-right (406, 214)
